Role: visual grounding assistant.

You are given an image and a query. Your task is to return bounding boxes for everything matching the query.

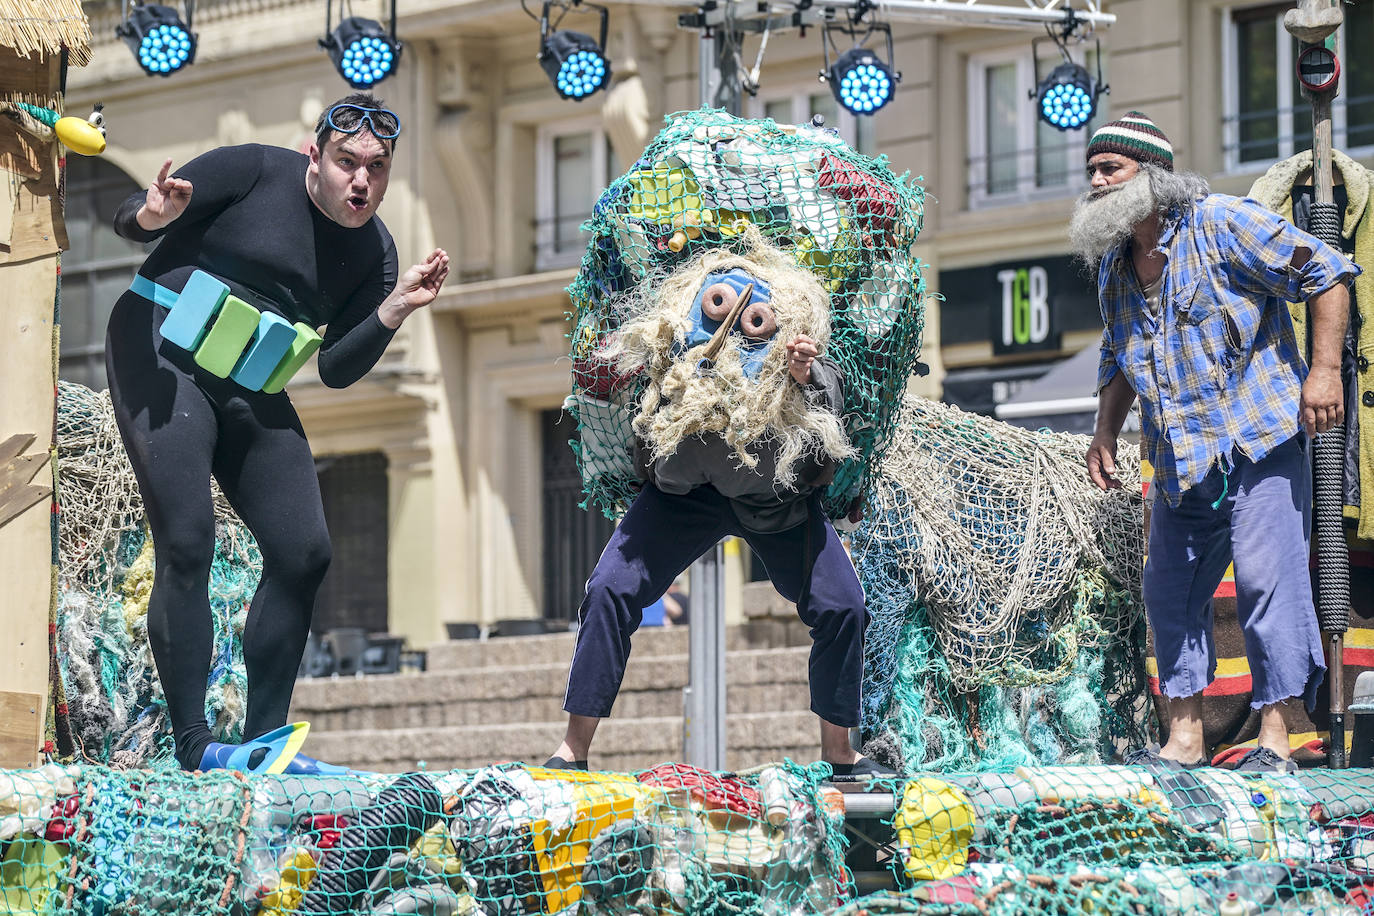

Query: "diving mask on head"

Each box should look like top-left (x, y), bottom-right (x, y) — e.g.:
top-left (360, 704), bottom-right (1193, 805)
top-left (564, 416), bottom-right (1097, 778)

top-left (679, 269), bottom-right (778, 379)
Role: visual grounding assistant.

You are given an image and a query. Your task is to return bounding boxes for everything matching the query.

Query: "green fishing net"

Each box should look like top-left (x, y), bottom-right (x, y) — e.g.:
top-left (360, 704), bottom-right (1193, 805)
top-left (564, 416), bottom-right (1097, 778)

top-left (564, 108), bottom-right (927, 520)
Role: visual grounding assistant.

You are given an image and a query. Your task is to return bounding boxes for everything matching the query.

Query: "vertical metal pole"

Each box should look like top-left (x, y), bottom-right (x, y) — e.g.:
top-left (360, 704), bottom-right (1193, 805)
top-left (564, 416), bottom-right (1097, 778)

top-left (697, 20), bottom-right (744, 114)
top-left (697, 24), bottom-right (718, 109)
top-left (684, 541), bottom-right (727, 769)
top-left (1287, 0), bottom-right (1349, 769)
top-left (682, 11), bottom-right (742, 772)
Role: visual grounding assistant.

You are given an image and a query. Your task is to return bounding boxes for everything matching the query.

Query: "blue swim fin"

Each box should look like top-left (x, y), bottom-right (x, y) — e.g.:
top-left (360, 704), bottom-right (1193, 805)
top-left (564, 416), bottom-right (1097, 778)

top-left (199, 722), bottom-right (374, 776)
top-left (199, 722), bottom-right (312, 774)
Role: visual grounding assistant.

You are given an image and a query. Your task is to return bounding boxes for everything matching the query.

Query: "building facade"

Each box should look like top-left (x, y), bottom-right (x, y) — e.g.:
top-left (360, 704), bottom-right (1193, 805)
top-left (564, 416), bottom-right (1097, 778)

top-left (64, 0), bottom-right (1373, 649)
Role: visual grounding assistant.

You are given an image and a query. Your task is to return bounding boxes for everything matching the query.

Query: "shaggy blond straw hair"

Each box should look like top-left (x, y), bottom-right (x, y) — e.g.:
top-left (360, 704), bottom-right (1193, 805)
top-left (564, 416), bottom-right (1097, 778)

top-left (602, 228), bottom-right (855, 489)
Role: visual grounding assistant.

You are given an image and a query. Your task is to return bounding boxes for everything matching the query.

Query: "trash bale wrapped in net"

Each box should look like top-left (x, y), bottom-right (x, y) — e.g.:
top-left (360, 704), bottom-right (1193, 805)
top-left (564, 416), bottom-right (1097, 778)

top-left (839, 766), bottom-right (1374, 916)
top-left (55, 380), bottom-right (259, 767)
top-left (34, 765), bottom-right (252, 916)
top-left (444, 761), bottom-right (849, 916)
top-left (852, 393), bottom-right (1152, 772)
top-left (564, 108), bottom-right (927, 520)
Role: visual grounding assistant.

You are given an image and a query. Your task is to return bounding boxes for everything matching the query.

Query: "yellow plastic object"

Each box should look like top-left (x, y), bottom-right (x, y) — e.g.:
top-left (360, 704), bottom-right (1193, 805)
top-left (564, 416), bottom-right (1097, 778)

top-left (193, 295), bottom-right (261, 378)
top-left (54, 116), bottom-right (106, 156)
top-left (793, 223), bottom-right (861, 293)
top-left (624, 165), bottom-right (705, 226)
top-left (0, 837), bottom-right (65, 916)
top-left (523, 769), bottom-right (657, 912)
top-left (893, 777), bottom-right (975, 882)
top-left (259, 847), bottom-right (318, 916)
top-left (260, 323), bottom-right (323, 394)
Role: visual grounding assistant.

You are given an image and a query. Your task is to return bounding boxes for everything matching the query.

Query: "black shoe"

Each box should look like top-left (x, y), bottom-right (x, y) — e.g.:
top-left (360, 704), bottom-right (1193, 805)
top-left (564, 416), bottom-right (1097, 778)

top-left (1233, 746), bottom-right (1297, 774)
top-left (543, 756), bottom-right (589, 770)
top-left (828, 757), bottom-right (897, 779)
top-left (1122, 745), bottom-right (1208, 770)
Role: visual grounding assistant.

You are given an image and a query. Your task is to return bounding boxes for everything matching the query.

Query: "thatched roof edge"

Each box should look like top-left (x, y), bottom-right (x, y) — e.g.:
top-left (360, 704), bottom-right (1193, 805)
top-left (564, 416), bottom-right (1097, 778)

top-left (0, 0), bottom-right (94, 66)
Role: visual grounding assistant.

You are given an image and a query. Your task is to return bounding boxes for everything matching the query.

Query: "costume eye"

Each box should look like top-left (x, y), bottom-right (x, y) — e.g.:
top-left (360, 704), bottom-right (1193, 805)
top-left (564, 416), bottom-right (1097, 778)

top-left (700, 283), bottom-right (738, 322)
top-left (738, 302), bottom-right (776, 340)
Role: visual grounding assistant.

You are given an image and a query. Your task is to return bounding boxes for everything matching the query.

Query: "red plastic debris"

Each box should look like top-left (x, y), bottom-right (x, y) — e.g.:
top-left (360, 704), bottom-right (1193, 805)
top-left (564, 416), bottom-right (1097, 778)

top-left (817, 153), bottom-right (900, 241)
top-left (637, 762), bottom-right (762, 822)
top-left (43, 793), bottom-right (81, 842)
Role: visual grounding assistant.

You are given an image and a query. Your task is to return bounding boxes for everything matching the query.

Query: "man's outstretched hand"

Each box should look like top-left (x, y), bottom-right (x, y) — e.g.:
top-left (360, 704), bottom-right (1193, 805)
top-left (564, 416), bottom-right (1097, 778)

top-left (136, 158), bottom-right (193, 231)
top-left (379, 249), bottom-right (451, 329)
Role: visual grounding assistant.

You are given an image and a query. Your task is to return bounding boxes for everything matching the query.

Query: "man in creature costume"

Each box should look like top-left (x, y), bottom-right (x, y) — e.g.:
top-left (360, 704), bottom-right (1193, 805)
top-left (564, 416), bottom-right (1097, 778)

top-left (547, 229), bottom-right (887, 776)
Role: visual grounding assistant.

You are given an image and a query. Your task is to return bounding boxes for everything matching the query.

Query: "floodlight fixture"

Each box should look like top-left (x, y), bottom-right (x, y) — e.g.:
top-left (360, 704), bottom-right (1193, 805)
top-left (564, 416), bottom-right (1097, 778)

top-left (319, 0), bottom-right (402, 89)
top-left (1037, 61), bottom-right (1096, 130)
top-left (819, 3), bottom-right (900, 116)
top-left (1030, 12), bottom-right (1108, 132)
top-left (528, 0), bottom-right (612, 101)
top-left (116, 1), bottom-right (196, 77)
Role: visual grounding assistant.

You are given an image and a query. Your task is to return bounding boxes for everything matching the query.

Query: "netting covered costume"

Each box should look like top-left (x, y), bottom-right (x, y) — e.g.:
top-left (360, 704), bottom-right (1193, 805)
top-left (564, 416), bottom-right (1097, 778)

top-left (563, 108), bottom-right (928, 521)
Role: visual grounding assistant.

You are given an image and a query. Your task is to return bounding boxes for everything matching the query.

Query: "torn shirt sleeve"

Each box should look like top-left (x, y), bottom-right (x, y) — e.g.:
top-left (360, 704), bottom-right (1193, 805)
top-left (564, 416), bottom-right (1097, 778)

top-left (1226, 196), bottom-right (1360, 302)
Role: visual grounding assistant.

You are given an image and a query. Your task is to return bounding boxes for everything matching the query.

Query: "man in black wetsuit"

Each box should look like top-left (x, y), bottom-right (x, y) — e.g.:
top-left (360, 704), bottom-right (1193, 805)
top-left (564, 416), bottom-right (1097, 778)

top-left (107, 92), bottom-right (449, 772)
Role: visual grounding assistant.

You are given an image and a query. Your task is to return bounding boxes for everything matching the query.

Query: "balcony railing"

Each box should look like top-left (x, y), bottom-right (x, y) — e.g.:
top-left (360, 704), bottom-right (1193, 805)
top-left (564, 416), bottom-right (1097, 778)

top-left (1222, 94), bottom-right (1374, 168)
top-left (533, 212), bottom-right (594, 270)
top-left (966, 136), bottom-right (1085, 206)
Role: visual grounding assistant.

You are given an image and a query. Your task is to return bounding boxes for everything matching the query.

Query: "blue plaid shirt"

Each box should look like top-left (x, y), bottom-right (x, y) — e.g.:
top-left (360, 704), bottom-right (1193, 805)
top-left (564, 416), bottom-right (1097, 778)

top-left (1096, 193), bottom-right (1359, 505)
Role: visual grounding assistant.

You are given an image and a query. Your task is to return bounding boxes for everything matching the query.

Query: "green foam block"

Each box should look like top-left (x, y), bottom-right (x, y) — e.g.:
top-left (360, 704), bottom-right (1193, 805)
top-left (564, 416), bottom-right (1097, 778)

top-left (260, 322), bottom-right (324, 394)
top-left (193, 295), bottom-right (261, 378)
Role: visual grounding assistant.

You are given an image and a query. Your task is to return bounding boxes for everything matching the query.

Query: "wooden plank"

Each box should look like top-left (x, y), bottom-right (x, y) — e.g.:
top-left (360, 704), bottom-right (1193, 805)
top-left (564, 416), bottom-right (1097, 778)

top-left (0, 691), bottom-right (42, 768)
top-left (0, 255), bottom-right (56, 742)
top-left (0, 432), bottom-right (36, 463)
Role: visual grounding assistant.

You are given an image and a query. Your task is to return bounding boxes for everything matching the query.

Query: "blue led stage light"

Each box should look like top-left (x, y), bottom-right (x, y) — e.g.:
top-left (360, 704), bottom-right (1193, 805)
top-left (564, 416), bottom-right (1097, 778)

top-left (116, 4), bottom-right (196, 77)
top-left (828, 48), bottom-right (895, 115)
top-left (322, 17), bottom-right (402, 89)
top-left (1036, 62), bottom-right (1097, 131)
top-left (534, 1), bottom-right (612, 102)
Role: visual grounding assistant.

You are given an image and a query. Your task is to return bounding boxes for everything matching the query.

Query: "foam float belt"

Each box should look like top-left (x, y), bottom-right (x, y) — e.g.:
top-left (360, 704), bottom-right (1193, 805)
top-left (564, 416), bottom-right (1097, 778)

top-left (194, 294), bottom-right (260, 377)
top-left (260, 323), bottom-right (323, 394)
top-left (131, 270), bottom-right (323, 392)
top-left (231, 311), bottom-right (297, 390)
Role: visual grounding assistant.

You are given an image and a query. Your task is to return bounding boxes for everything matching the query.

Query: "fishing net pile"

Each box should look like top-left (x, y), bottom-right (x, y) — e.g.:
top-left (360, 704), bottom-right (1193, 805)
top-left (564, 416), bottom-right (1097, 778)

top-left (838, 764), bottom-right (1374, 916)
top-left (6, 760), bottom-right (1374, 915)
top-left (563, 108), bottom-right (927, 520)
top-left (54, 380), bottom-right (259, 768)
top-left (852, 393), bottom-right (1152, 772)
top-left (0, 760), bottom-right (849, 916)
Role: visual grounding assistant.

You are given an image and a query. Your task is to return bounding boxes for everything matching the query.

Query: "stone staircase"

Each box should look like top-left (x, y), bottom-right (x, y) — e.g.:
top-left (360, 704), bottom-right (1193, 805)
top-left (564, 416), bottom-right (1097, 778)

top-left (290, 615), bottom-right (820, 773)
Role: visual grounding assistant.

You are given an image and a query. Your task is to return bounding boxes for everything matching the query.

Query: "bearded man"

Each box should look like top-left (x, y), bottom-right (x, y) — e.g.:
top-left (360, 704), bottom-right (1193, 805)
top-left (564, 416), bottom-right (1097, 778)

top-left (1075, 112), bottom-right (1359, 772)
top-left (546, 231), bottom-right (889, 777)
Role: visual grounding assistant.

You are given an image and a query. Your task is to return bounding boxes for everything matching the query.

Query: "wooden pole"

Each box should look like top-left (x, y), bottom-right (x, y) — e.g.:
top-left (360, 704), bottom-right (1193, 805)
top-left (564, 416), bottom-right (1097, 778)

top-left (1285, 0), bottom-right (1348, 769)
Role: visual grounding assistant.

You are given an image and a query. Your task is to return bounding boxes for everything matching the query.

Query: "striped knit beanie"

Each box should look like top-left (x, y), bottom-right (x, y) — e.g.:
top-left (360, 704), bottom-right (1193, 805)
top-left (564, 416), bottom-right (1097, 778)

top-left (1086, 111), bottom-right (1173, 171)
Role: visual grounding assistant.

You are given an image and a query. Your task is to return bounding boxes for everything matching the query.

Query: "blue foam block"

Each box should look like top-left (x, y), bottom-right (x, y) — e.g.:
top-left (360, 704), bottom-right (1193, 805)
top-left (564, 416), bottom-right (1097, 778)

top-left (160, 270), bottom-right (229, 351)
top-left (230, 311), bottom-right (297, 391)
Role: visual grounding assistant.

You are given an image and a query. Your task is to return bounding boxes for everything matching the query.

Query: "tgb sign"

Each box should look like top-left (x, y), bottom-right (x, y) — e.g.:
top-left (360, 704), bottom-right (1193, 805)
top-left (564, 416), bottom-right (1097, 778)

top-left (996, 265), bottom-right (1053, 352)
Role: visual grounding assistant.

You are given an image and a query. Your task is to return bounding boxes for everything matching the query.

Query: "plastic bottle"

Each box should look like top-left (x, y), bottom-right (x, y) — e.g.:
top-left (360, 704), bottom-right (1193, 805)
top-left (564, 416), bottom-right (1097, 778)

top-left (1219, 892), bottom-right (1246, 916)
top-left (758, 767), bottom-right (792, 828)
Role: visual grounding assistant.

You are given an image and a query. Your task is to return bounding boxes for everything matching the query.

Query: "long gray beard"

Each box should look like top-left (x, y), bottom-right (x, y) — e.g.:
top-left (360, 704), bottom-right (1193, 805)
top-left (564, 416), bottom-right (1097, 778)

top-left (1068, 173), bottom-right (1156, 267)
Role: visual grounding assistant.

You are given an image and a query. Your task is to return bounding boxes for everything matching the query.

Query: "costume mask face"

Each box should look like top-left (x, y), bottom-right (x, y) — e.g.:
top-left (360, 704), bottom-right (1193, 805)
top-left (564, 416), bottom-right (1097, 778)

top-left (679, 268), bottom-right (777, 379)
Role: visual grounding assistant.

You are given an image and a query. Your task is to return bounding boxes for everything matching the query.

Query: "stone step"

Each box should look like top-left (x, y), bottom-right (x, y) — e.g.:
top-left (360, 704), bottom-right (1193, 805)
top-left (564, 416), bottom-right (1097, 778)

top-left (292, 646), bottom-right (811, 710)
top-left (294, 681), bottom-right (815, 733)
top-left (305, 710), bottom-right (822, 774)
top-left (290, 647), bottom-right (812, 732)
top-left (423, 619), bottom-right (810, 672)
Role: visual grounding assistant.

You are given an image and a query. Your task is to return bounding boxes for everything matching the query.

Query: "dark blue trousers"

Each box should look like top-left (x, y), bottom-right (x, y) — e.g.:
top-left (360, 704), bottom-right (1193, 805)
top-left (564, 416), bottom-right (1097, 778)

top-left (562, 483), bottom-right (869, 727)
